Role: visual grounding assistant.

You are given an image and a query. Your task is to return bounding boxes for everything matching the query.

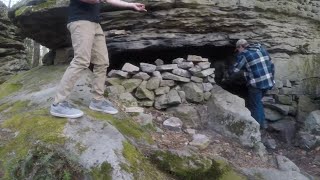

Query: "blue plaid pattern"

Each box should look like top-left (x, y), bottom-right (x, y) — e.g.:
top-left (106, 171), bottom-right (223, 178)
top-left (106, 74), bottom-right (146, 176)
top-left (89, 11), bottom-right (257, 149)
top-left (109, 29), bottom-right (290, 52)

top-left (233, 44), bottom-right (275, 89)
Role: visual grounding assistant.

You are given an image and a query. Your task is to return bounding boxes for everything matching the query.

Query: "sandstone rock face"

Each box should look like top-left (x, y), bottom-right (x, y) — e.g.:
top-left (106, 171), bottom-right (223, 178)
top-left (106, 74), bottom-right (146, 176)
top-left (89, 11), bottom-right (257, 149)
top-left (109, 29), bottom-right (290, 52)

top-left (0, 2), bottom-right (29, 83)
top-left (8, 0), bottom-right (320, 97)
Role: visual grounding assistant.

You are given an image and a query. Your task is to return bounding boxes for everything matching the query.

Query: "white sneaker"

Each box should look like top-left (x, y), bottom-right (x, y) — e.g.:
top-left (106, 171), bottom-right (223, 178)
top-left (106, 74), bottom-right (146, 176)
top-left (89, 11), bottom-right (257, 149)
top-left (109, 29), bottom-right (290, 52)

top-left (89, 99), bottom-right (118, 115)
top-left (50, 101), bottom-right (84, 118)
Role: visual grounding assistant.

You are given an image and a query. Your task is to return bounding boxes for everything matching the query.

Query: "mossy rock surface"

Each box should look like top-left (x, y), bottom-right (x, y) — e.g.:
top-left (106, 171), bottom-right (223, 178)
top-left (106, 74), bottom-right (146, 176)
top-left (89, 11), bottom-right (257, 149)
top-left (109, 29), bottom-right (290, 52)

top-left (0, 65), bottom-right (248, 180)
top-left (0, 66), bottom-right (167, 179)
top-left (12, 0), bottom-right (67, 17)
top-left (151, 150), bottom-right (246, 180)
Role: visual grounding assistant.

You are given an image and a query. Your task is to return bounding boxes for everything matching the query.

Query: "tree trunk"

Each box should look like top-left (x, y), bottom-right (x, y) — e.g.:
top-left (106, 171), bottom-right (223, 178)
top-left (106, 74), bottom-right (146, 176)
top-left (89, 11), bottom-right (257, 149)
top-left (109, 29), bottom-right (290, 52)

top-left (32, 41), bottom-right (40, 68)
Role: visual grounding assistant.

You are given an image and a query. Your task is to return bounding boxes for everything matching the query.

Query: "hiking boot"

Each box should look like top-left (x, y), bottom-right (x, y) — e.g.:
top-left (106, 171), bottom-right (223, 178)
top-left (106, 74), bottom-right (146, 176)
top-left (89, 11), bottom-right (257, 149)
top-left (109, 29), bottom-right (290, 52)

top-left (50, 101), bottom-right (84, 118)
top-left (89, 99), bottom-right (118, 114)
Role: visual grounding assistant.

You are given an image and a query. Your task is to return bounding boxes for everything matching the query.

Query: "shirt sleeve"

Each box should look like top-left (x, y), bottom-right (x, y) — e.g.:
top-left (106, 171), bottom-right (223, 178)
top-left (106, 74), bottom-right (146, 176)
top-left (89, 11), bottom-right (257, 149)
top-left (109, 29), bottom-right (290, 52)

top-left (233, 54), bottom-right (246, 73)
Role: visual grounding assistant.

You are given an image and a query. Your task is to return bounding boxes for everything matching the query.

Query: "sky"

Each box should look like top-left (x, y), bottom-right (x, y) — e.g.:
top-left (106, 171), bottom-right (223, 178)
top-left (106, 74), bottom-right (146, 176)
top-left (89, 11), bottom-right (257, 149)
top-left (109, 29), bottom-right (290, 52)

top-left (1, 0), bottom-right (20, 8)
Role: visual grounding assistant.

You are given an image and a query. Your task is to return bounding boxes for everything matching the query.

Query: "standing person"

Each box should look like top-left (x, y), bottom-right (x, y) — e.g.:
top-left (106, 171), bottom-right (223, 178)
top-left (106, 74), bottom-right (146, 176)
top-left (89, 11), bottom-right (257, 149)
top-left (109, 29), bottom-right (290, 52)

top-left (50, 0), bottom-right (147, 118)
top-left (231, 39), bottom-right (275, 129)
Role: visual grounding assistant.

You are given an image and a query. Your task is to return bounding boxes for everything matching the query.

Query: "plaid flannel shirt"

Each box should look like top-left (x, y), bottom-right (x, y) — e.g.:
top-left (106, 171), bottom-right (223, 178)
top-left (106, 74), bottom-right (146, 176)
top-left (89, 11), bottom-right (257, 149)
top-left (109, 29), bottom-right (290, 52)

top-left (232, 43), bottom-right (275, 89)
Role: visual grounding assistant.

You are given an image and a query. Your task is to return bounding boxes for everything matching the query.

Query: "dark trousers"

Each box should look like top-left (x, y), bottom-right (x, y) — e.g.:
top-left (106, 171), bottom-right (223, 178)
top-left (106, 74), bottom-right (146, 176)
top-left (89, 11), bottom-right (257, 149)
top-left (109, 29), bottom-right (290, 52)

top-left (248, 86), bottom-right (267, 128)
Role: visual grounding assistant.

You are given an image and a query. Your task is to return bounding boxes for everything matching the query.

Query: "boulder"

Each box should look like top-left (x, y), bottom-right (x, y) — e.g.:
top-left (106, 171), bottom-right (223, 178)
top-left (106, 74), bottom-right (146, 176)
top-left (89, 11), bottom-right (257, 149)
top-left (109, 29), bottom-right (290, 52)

top-left (154, 94), bottom-right (169, 110)
top-left (156, 64), bottom-right (178, 71)
top-left (155, 86), bottom-right (170, 95)
top-left (181, 82), bottom-right (204, 103)
top-left (151, 149), bottom-right (245, 180)
top-left (178, 62), bottom-right (194, 69)
top-left (242, 168), bottom-right (309, 180)
top-left (108, 70), bottom-right (129, 79)
top-left (154, 59), bottom-right (164, 66)
top-left (268, 118), bottom-right (296, 144)
top-left (187, 55), bottom-right (208, 62)
top-left (163, 117), bottom-right (183, 131)
top-left (136, 113), bottom-right (153, 126)
top-left (122, 63), bottom-right (139, 73)
top-left (146, 77), bottom-right (161, 90)
top-left (206, 85), bottom-right (261, 147)
top-left (191, 76), bottom-right (203, 83)
top-left (132, 72), bottom-right (150, 80)
top-left (118, 92), bottom-right (138, 107)
top-left (106, 85), bottom-right (125, 96)
top-left (298, 131), bottom-right (320, 150)
top-left (172, 68), bottom-right (191, 78)
top-left (160, 80), bottom-right (176, 87)
top-left (276, 155), bottom-right (300, 172)
top-left (167, 89), bottom-right (181, 105)
top-left (140, 63), bottom-right (156, 73)
top-left (167, 104), bottom-right (201, 128)
top-left (121, 79), bottom-right (142, 92)
top-left (189, 134), bottom-right (210, 150)
top-left (197, 62), bottom-right (211, 70)
top-left (172, 58), bottom-right (184, 64)
top-left (303, 110), bottom-right (320, 135)
top-left (135, 81), bottom-right (155, 100)
top-left (264, 107), bottom-right (284, 121)
top-left (162, 72), bottom-right (191, 82)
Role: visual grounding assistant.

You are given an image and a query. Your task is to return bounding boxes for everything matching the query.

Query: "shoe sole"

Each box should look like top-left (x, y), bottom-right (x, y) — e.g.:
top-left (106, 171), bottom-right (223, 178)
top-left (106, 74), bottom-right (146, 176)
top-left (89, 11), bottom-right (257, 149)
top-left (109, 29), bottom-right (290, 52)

top-left (89, 106), bottom-right (118, 115)
top-left (50, 111), bottom-right (84, 118)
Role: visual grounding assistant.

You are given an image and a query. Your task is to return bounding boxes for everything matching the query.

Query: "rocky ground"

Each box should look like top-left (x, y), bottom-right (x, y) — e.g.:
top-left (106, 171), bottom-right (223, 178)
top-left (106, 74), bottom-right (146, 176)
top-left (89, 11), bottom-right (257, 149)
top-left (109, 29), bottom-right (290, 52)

top-left (264, 130), bottom-right (320, 178)
top-left (0, 64), bottom-right (318, 179)
top-left (131, 106), bottom-right (320, 179)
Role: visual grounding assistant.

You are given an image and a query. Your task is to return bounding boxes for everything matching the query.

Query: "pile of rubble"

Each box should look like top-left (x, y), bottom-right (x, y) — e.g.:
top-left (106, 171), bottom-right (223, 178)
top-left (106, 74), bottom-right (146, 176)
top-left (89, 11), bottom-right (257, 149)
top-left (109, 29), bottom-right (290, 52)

top-left (105, 55), bottom-right (216, 110)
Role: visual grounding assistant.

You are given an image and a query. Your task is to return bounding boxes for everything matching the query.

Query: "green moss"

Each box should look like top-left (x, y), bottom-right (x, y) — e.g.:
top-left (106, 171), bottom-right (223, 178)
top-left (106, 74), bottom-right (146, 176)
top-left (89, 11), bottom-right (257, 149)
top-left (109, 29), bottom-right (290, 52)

top-left (106, 78), bottom-right (125, 86)
top-left (151, 151), bottom-right (246, 180)
top-left (18, 66), bottom-right (66, 92)
top-left (122, 141), bottom-right (168, 180)
top-left (85, 110), bottom-right (154, 144)
top-left (15, 6), bottom-right (30, 16)
top-left (226, 121), bottom-right (246, 136)
top-left (0, 66), bottom-right (66, 98)
top-left (151, 150), bottom-right (212, 179)
top-left (142, 123), bottom-right (157, 132)
top-left (0, 109), bottom-right (67, 179)
top-left (0, 101), bottom-right (30, 119)
top-left (103, 91), bottom-right (109, 98)
top-left (90, 162), bottom-right (113, 180)
top-left (0, 83), bottom-right (22, 99)
top-left (9, 145), bottom-right (85, 180)
top-left (15, 0), bottom-right (56, 17)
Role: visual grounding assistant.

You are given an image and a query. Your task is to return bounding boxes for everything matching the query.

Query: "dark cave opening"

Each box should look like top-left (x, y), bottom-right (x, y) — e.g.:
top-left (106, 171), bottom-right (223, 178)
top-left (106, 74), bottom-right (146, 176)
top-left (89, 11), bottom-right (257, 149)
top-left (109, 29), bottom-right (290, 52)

top-left (108, 45), bottom-right (248, 100)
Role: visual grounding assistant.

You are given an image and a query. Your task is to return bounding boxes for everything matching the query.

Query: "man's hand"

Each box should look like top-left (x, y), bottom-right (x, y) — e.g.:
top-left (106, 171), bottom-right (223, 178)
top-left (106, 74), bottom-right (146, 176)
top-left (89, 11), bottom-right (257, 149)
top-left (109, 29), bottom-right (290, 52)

top-left (101, 0), bottom-right (147, 12)
top-left (129, 3), bottom-right (147, 12)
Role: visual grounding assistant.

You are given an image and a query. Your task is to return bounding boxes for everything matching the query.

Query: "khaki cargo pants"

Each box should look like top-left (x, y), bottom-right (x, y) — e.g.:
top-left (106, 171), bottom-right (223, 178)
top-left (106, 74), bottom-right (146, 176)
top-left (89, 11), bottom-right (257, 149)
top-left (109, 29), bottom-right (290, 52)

top-left (54, 20), bottom-right (109, 104)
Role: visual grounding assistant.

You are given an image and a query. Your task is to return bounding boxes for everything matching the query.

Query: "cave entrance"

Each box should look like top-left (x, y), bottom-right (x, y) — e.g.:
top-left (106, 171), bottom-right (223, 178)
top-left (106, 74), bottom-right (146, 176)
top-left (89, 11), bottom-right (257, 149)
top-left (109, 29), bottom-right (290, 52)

top-left (108, 45), bottom-right (248, 100)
